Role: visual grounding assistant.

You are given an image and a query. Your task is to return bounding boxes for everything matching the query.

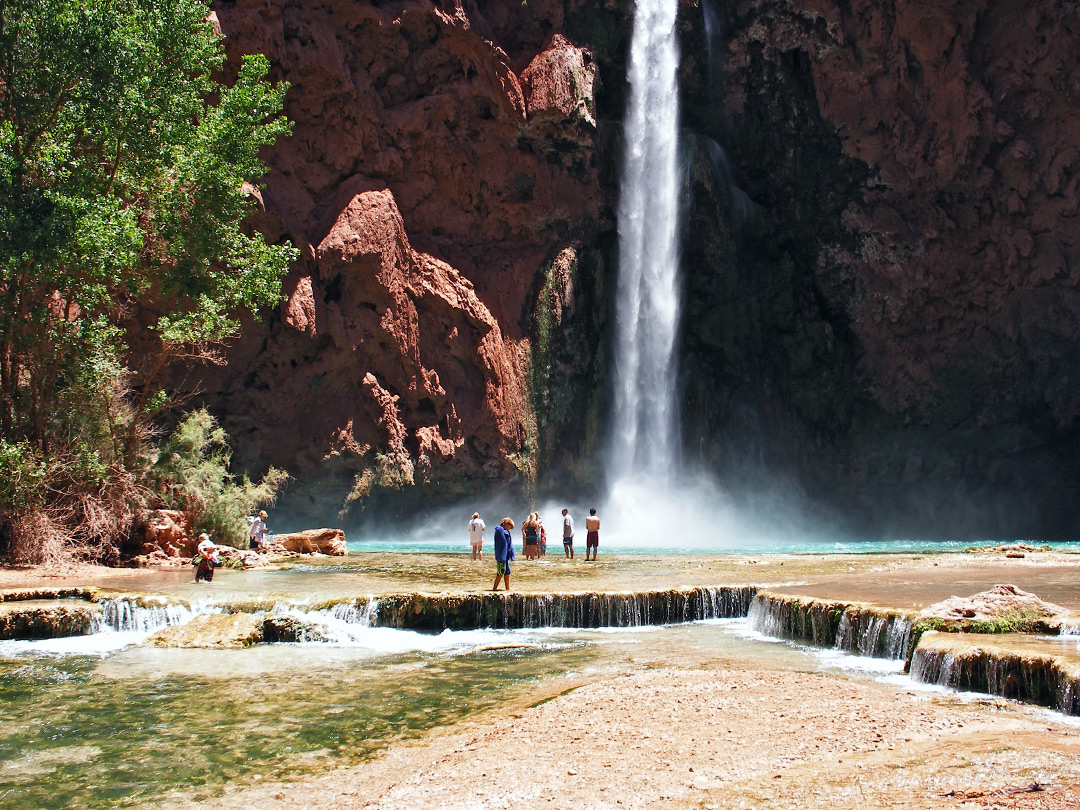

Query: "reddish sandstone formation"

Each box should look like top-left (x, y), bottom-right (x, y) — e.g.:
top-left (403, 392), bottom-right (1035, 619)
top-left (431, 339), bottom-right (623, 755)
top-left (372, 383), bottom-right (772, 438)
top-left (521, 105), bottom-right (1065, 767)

top-left (724, 0), bottom-right (1080, 420)
top-left (184, 0), bottom-right (609, 525)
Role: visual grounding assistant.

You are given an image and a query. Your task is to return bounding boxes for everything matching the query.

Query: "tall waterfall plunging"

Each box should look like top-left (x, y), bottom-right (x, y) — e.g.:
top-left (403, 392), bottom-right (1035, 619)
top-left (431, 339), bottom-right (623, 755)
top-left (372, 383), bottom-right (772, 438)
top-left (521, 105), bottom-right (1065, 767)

top-left (610, 0), bottom-right (682, 483)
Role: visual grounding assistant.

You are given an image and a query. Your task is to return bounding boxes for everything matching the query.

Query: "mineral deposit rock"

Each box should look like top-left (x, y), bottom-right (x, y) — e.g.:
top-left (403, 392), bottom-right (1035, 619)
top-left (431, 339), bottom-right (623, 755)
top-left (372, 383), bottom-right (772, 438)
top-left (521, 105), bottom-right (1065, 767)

top-left (271, 528), bottom-right (348, 556)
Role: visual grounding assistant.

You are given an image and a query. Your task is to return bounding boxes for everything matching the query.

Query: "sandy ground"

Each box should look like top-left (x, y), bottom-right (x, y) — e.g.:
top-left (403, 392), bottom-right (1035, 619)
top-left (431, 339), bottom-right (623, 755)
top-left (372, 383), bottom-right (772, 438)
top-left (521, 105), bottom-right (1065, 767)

top-left (174, 660), bottom-right (1080, 810)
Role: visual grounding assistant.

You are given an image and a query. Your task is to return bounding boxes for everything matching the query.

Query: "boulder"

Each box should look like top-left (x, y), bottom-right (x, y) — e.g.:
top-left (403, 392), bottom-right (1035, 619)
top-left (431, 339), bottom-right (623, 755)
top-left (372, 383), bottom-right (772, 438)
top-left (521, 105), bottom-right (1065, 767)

top-left (146, 613), bottom-right (265, 648)
top-left (271, 528), bottom-right (348, 556)
top-left (217, 546), bottom-right (270, 568)
top-left (916, 584), bottom-right (1070, 631)
top-left (139, 509), bottom-right (193, 557)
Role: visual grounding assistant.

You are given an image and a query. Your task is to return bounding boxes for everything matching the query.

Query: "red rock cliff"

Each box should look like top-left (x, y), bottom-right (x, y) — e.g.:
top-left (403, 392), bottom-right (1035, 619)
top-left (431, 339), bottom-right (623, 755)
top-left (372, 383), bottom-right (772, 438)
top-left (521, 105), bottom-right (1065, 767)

top-left (186, 0), bottom-right (612, 525)
top-left (682, 0), bottom-right (1080, 536)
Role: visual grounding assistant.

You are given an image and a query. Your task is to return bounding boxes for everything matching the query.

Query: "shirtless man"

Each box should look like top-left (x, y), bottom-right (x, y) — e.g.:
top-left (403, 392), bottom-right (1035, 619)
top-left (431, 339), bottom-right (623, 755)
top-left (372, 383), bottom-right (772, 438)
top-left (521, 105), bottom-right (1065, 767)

top-left (585, 508), bottom-right (600, 561)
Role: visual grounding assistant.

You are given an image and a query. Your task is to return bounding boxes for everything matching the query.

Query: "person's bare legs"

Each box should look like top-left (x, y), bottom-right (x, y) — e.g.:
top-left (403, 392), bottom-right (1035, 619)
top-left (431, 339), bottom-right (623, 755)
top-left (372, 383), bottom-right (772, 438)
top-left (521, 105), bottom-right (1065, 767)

top-left (491, 573), bottom-right (503, 591)
top-left (502, 573), bottom-right (510, 590)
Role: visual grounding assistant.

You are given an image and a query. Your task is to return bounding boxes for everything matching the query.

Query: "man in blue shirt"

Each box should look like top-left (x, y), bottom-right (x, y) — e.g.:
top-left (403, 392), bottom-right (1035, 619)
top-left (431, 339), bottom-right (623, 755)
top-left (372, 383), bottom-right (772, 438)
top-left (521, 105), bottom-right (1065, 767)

top-left (491, 517), bottom-right (516, 591)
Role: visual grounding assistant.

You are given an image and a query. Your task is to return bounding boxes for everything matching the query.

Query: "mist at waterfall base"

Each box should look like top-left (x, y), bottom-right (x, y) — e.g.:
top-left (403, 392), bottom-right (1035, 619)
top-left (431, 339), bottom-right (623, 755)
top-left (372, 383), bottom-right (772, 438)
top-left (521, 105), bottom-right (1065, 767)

top-left (330, 473), bottom-right (998, 554)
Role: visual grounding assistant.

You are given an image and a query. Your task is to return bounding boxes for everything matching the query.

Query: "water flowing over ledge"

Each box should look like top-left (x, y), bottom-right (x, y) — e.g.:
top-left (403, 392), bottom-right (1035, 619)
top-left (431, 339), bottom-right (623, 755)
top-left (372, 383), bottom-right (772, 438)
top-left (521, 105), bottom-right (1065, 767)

top-left (373, 586), bottom-right (757, 631)
top-left (0, 587), bottom-right (760, 640)
top-left (910, 632), bottom-right (1080, 715)
top-left (748, 591), bottom-right (916, 660)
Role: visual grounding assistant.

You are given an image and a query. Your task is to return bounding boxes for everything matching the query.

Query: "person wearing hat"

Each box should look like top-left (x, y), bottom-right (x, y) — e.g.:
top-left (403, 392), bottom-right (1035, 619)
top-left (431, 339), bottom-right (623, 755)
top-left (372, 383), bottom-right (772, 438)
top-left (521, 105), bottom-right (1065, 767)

top-left (248, 510), bottom-right (269, 552)
top-left (468, 512), bottom-right (486, 560)
top-left (195, 533), bottom-right (220, 583)
top-left (491, 517), bottom-right (516, 591)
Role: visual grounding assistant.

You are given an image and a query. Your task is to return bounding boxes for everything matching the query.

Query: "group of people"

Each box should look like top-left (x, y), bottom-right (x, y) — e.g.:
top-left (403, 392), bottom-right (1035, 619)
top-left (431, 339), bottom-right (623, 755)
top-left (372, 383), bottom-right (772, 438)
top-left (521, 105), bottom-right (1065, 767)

top-left (469, 508), bottom-right (601, 591)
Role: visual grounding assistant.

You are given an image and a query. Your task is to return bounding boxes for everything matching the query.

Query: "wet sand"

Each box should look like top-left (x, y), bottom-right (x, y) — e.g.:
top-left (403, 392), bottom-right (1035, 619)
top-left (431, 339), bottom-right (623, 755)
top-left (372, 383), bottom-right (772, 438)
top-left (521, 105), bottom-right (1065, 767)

top-left (4, 547), bottom-right (1079, 611)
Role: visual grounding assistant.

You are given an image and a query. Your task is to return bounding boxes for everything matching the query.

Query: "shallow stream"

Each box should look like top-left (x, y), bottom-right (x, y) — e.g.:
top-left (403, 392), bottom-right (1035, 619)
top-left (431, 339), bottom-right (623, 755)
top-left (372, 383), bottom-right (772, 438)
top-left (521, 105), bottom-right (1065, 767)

top-left (0, 616), bottom-right (913, 810)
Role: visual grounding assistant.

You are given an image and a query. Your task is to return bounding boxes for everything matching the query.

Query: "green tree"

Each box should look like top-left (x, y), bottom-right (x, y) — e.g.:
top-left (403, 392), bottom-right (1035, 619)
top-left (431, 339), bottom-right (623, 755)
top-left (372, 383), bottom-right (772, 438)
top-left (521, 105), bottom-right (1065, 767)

top-left (0, 0), bottom-right (296, 561)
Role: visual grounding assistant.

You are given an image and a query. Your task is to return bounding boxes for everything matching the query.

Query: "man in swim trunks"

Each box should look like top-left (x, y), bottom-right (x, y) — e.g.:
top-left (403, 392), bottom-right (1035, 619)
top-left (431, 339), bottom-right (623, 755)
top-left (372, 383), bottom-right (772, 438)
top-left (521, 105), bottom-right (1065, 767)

top-left (561, 508), bottom-right (574, 559)
top-left (492, 517), bottom-right (515, 590)
top-left (468, 512), bottom-right (486, 560)
top-left (585, 508), bottom-right (600, 561)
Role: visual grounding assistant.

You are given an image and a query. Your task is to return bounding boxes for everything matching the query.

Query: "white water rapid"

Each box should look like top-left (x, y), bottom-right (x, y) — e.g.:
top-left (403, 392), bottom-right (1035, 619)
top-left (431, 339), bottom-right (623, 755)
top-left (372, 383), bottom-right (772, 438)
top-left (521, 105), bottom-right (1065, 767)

top-left (610, 0), bottom-right (682, 482)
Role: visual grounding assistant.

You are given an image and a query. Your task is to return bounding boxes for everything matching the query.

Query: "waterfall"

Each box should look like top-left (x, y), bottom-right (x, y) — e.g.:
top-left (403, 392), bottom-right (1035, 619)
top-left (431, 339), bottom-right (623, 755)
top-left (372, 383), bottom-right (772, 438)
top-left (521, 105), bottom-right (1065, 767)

top-left (610, 0), bottom-right (682, 482)
top-left (94, 597), bottom-right (204, 634)
top-left (748, 593), bottom-right (916, 660)
top-left (910, 639), bottom-right (1080, 715)
top-left (373, 587), bottom-right (757, 631)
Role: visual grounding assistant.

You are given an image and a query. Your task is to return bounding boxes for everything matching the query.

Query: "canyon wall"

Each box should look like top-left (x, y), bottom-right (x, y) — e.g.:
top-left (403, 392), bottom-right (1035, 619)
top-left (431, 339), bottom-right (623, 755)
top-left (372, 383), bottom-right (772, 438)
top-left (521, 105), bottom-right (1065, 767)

top-left (188, 0), bottom-right (1080, 537)
top-left (192, 0), bottom-right (625, 526)
top-left (680, 0), bottom-right (1080, 537)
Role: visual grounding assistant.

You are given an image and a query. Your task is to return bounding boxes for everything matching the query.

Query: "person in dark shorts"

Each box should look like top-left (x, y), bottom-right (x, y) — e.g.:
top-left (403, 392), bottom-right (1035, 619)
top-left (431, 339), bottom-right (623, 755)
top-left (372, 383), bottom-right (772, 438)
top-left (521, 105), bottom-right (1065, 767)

top-left (585, 508), bottom-right (600, 561)
top-left (492, 517), bottom-right (515, 590)
top-left (561, 508), bottom-right (574, 559)
top-left (522, 512), bottom-right (539, 560)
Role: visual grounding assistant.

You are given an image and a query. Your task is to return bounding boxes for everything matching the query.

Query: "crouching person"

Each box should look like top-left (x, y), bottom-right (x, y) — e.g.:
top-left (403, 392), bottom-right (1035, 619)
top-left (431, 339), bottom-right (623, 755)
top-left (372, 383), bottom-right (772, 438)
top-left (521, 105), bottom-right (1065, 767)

top-left (194, 533), bottom-right (220, 583)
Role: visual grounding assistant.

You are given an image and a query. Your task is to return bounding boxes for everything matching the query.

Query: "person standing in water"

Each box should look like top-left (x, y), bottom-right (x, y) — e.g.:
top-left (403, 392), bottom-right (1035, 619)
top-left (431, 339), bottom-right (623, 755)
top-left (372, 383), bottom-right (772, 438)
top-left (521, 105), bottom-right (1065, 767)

top-left (585, 508), bottom-right (600, 561)
top-left (537, 514), bottom-right (547, 557)
top-left (522, 512), bottom-right (539, 560)
top-left (468, 512), bottom-right (486, 560)
top-left (248, 510), bottom-right (269, 553)
top-left (194, 533), bottom-right (220, 583)
top-left (561, 508), bottom-right (574, 559)
top-left (492, 517), bottom-right (515, 590)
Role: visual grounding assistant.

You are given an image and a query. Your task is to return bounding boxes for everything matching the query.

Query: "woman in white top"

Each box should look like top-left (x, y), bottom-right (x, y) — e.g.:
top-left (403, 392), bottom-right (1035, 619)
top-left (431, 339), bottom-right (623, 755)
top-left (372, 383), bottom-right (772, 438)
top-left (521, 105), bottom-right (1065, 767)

top-left (468, 512), bottom-right (486, 560)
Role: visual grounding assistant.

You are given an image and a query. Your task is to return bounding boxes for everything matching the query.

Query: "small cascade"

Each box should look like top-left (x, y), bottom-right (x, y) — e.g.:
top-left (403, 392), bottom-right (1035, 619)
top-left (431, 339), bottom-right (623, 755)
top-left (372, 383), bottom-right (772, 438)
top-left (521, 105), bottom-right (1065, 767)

top-left (749, 592), bottom-right (915, 660)
top-left (93, 597), bottom-right (204, 634)
top-left (910, 636), bottom-right (1080, 715)
top-left (833, 609), bottom-right (914, 659)
top-left (374, 587), bottom-right (757, 632)
top-left (266, 598), bottom-right (380, 644)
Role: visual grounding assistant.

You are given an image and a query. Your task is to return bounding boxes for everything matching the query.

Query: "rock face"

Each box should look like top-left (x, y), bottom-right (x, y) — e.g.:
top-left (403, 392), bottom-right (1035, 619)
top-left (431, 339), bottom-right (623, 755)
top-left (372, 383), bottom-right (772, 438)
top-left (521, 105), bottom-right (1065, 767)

top-left (125, 510), bottom-right (194, 565)
top-left (176, 0), bottom-right (1080, 537)
top-left (680, 0), bottom-right (1080, 536)
top-left (183, 0), bottom-right (617, 527)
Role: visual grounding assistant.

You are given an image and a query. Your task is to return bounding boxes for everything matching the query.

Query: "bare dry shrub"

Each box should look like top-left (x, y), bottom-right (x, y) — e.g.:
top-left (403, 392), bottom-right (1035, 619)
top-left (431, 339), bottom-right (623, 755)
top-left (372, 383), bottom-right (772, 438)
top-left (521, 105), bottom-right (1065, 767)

top-left (6, 509), bottom-right (73, 571)
top-left (3, 462), bottom-right (150, 569)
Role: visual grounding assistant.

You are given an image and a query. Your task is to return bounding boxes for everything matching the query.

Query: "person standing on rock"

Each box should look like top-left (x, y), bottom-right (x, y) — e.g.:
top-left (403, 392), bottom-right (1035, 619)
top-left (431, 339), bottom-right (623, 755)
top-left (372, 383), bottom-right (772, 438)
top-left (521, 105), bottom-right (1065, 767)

top-left (537, 514), bottom-right (547, 557)
top-left (248, 510), bottom-right (269, 553)
top-left (492, 517), bottom-right (515, 590)
top-left (468, 512), bottom-right (486, 560)
top-left (195, 533), bottom-right (220, 583)
top-left (585, 508), bottom-right (600, 561)
top-left (561, 508), bottom-right (574, 559)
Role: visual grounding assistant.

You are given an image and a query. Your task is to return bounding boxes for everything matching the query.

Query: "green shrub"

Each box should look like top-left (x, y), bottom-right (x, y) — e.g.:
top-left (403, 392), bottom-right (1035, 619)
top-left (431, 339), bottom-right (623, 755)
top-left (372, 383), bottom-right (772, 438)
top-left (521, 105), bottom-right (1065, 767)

top-left (146, 409), bottom-right (287, 547)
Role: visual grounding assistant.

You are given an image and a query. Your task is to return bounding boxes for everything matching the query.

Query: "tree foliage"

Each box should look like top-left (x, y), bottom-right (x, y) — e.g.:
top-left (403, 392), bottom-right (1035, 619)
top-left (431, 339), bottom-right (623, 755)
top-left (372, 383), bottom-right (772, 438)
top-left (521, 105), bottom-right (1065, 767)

top-left (0, 0), bottom-right (296, 561)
